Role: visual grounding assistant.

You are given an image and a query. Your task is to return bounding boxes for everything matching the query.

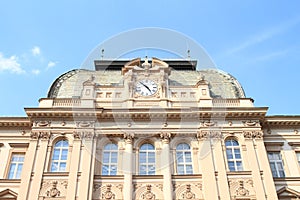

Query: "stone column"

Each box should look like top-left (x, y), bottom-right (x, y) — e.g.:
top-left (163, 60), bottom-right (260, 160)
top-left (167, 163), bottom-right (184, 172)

top-left (66, 132), bottom-right (82, 199)
top-left (123, 133), bottom-right (134, 200)
top-left (28, 131), bottom-right (51, 200)
top-left (18, 132), bottom-right (39, 200)
top-left (160, 132), bottom-right (173, 200)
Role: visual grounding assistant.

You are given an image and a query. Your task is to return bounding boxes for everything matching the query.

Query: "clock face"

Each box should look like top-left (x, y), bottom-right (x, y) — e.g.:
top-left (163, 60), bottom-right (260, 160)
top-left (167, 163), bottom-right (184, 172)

top-left (135, 79), bottom-right (158, 96)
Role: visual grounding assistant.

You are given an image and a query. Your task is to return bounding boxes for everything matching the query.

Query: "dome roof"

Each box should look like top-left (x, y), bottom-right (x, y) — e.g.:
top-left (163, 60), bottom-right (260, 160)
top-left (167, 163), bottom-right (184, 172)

top-left (47, 67), bottom-right (245, 99)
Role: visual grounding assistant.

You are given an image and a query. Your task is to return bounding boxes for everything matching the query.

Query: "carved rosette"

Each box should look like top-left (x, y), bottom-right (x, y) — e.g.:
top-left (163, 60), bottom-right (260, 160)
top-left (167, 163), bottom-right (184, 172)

top-left (124, 133), bottom-right (134, 144)
top-left (160, 132), bottom-right (171, 144)
top-left (76, 121), bottom-right (95, 128)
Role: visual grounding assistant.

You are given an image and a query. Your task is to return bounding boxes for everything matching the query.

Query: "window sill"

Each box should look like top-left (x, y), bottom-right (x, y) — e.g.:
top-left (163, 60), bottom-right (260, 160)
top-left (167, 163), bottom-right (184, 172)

top-left (0, 179), bottom-right (21, 183)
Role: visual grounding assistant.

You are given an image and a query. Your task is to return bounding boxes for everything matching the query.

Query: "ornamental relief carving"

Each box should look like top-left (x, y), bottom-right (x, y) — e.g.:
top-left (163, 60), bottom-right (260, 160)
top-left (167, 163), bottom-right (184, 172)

top-left (135, 184), bottom-right (163, 200)
top-left (30, 131), bottom-right (52, 140)
top-left (160, 132), bottom-right (171, 143)
top-left (242, 120), bottom-right (260, 127)
top-left (76, 121), bottom-right (95, 128)
top-left (93, 183), bottom-right (123, 200)
top-left (243, 130), bottom-right (263, 139)
top-left (124, 133), bottom-right (134, 144)
top-left (35, 121), bottom-right (51, 127)
top-left (228, 179), bottom-right (255, 198)
top-left (174, 183), bottom-right (203, 200)
top-left (196, 131), bottom-right (221, 140)
top-left (39, 180), bottom-right (68, 198)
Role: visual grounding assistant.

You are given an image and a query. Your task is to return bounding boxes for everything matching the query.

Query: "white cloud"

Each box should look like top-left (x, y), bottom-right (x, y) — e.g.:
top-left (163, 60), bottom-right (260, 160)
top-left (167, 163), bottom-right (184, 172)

top-left (31, 46), bottom-right (41, 56)
top-left (31, 69), bottom-right (41, 75)
top-left (0, 53), bottom-right (25, 74)
top-left (47, 61), bottom-right (56, 69)
top-left (226, 16), bottom-right (300, 55)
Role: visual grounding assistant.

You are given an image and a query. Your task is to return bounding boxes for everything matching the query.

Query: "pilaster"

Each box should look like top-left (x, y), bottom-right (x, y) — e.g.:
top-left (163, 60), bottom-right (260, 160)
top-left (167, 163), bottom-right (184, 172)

top-left (160, 132), bottom-right (173, 200)
top-left (123, 133), bottom-right (134, 200)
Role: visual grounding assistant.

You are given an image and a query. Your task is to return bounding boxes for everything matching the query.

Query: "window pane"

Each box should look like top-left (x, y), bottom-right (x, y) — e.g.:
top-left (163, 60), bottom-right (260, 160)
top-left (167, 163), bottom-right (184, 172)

top-left (102, 165), bottom-right (109, 175)
top-left (236, 161), bottom-right (243, 171)
top-left (228, 161), bottom-right (235, 171)
top-left (8, 164), bottom-right (16, 179)
top-left (111, 152), bottom-right (118, 163)
top-left (139, 152), bottom-right (146, 163)
top-left (234, 149), bottom-right (241, 159)
top-left (185, 152), bottom-right (192, 162)
top-left (51, 162), bottom-right (58, 172)
top-left (186, 165), bottom-right (193, 174)
top-left (61, 149), bottom-right (68, 160)
top-left (103, 152), bottom-right (110, 163)
top-left (177, 165), bottom-right (184, 174)
top-left (59, 162), bottom-right (66, 171)
top-left (226, 149), bottom-right (233, 159)
top-left (176, 152), bottom-right (183, 163)
top-left (52, 149), bottom-right (60, 160)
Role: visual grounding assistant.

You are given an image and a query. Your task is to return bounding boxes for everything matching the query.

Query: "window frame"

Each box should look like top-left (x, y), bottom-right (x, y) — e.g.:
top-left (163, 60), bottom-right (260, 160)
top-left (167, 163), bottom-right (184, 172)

top-left (7, 152), bottom-right (25, 179)
top-left (225, 139), bottom-right (243, 172)
top-left (49, 139), bottom-right (69, 172)
top-left (175, 143), bottom-right (193, 175)
top-left (267, 151), bottom-right (285, 178)
top-left (101, 143), bottom-right (118, 175)
top-left (138, 143), bottom-right (156, 175)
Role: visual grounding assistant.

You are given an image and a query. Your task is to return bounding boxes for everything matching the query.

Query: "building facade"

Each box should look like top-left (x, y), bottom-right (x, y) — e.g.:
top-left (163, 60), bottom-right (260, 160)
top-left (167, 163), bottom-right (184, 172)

top-left (0, 57), bottom-right (299, 200)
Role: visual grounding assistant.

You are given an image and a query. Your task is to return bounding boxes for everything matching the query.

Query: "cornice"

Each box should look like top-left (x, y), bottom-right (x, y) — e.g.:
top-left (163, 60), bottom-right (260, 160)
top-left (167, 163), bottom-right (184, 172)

top-left (0, 117), bottom-right (31, 128)
top-left (263, 116), bottom-right (300, 127)
top-left (25, 107), bottom-right (268, 120)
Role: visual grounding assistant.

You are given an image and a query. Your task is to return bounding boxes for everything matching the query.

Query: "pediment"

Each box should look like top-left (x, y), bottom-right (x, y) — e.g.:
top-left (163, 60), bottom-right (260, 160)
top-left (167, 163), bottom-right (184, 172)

top-left (277, 186), bottom-right (300, 198)
top-left (0, 189), bottom-right (17, 199)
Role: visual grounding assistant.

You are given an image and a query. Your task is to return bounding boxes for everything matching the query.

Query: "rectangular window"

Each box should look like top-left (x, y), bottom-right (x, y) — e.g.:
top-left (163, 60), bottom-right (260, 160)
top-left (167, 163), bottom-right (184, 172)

top-left (8, 153), bottom-right (25, 179)
top-left (267, 152), bottom-right (285, 178)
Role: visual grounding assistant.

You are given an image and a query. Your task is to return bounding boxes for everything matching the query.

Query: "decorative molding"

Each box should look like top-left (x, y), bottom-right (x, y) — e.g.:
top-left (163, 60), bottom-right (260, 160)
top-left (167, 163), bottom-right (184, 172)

top-left (196, 131), bottom-right (221, 140)
top-left (228, 179), bottom-right (254, 198)
top-left (142, 185), bottom-right (155, 200)
top-left (160, 132), bottom-right (171, 144)
top-left (76, 121), bottom-right (95, 128)
top-left (8, 143), bottom-right (29, 148)
top-left (243, 130), bottom-right (263, 139)
top-left (30, 131), bottom-right (39, 139)
top-left (35, 121), bottom-right (51, 127)
top-left (46, 181), bottom-right (60, 197)
top-left (101, 184), bottom-right (115, 200)
top-left (40, 131), bottom-right (51, 140)
top-left (182, 184), bottom-right (196, 199)
top-left (124, 133), bottom-right (134, 144)
top-left (202, 121), bottom-right (216, 127)
top-left (242, 120), bottom-right (259, 127)
top-left (73, 131), bottom-right (81, 139)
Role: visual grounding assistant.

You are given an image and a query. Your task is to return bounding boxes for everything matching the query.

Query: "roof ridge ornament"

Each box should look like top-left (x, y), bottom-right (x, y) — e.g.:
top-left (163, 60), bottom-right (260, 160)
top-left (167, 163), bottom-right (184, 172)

top-left (142, 56), bottom-right (151, 69)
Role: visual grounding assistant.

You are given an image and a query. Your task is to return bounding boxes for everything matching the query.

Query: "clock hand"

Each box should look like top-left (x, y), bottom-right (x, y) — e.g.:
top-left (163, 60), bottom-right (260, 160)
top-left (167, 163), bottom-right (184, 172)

top-left (139, 82), bottom-right (151, 92)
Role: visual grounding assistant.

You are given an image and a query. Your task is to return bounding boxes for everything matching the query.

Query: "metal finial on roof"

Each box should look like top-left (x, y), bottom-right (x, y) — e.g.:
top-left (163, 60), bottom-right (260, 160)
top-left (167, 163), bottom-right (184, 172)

top-left (187, 49), bottom-right (191, 59)
top-left (101, 49), bottom-right (104, 60)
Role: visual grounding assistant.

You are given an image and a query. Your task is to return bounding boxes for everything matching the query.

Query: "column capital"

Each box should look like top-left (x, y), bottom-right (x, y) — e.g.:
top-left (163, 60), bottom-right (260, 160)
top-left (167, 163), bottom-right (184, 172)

top-left (160, 132), bottom-right (171, 144)
top-left (124, 132), bottom-right (134, 144)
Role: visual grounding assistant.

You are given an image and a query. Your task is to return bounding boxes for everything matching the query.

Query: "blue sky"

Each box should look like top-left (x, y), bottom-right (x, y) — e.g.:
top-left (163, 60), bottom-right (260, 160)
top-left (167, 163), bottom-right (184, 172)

top-left (0, 0), bottom-right (300, 116)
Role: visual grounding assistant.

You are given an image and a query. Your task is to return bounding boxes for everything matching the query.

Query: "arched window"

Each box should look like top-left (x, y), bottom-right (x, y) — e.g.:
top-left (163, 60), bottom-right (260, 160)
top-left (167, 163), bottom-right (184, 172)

top-left (225, 139), bottom-right (243, 171)
top-left (139, 143), bottom-right (155, 175)
top-left (50, 140), bottom-right (69, 172)
top-left (176, 143), bottom-right (193, 175)
top-left (102, 143), bottom-right (118, 175)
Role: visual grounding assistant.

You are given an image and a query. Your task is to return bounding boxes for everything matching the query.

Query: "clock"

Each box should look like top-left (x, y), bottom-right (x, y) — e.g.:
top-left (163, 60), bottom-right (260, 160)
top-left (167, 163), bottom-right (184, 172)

top-left (135, 79), bottom-right (158, 96)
